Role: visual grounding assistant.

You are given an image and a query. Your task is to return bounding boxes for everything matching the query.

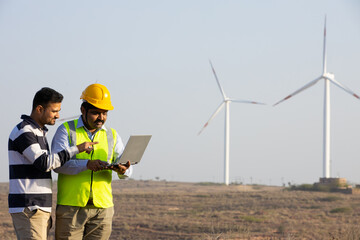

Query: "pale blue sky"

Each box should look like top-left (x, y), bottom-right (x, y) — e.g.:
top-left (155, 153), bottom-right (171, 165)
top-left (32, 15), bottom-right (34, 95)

top-left (1, 0), bottom-right (359, 185)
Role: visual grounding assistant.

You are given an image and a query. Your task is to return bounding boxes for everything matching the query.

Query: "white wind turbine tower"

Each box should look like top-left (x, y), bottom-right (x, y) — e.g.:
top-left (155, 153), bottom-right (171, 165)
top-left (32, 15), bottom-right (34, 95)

top-left (273, 17), bottom-right (360, 179)
top-left (198, 60), bottom-right (265, 185)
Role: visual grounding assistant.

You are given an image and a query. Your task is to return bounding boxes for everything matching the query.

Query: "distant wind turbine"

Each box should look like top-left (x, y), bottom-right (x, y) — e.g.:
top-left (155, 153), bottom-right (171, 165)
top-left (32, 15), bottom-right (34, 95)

top-left (59, 115), bottom-right (81, 122)
top-left (198, 60), bottom-right (265, 185)
top-left (273, 16), bottom-right (360, 178)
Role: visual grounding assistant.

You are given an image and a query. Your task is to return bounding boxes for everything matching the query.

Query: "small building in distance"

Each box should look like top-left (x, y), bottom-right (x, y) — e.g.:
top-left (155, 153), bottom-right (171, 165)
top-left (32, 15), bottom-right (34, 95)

top-left (316, 177), bottom-right (355, 194)
top-left (319, 177), bottom-right (347, 186)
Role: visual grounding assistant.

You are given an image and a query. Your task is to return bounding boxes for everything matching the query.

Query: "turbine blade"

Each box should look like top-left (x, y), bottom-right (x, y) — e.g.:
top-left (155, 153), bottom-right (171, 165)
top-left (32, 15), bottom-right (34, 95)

top-left (58, 115), bottom-right (81, 122)
top-left (209, 60), bottom-right (227, 99)
top-left (322, 15), bottom-right (327, 74)
top-left (273, 76), bottom-right (323, 106)
top-left (327, 76), bottom-right (360, 99)
top-left (198, 102), bottom-right (225, 135)
top-left (229, 98), bottom-right (266, 105)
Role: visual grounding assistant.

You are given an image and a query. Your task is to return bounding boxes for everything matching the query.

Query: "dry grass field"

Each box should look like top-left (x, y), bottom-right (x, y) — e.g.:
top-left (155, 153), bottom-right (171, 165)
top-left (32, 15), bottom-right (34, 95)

top-left (1, 180), bottom-right (360, 239)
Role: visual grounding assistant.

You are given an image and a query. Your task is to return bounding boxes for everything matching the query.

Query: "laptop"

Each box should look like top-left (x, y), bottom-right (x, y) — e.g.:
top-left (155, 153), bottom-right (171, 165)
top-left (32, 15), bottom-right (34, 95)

top-left (110, 135), bottom-right (152, 166)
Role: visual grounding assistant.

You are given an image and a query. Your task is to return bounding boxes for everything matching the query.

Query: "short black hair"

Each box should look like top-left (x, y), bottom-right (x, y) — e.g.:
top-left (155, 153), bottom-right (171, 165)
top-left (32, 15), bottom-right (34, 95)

top-left (32, 87), bottom-right (64, 111)
top-left (81, 101), bottom-right (97, 111)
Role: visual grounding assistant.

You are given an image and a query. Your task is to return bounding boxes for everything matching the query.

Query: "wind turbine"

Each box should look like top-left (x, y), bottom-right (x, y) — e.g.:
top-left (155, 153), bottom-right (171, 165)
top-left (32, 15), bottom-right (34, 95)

top-left (273, 17), bottom-right (360, 178)
top-left (198, 60), bottom-right (265, 185)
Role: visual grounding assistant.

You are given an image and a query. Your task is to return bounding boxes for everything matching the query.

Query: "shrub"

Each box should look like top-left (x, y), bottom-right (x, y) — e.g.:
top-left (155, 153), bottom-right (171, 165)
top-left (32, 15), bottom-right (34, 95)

top-left (195, 182), bottom-right (223, 186)
top-left (288, 183), bottom-right (348, 193)
top-left (319, 196), bottom-right (342, 202)
top-left (330, 207), bottom-right (352, 214)
top-left (241, 215), bottom-right (263, 223)
top-left (251, 185), bottom-right (264, 190)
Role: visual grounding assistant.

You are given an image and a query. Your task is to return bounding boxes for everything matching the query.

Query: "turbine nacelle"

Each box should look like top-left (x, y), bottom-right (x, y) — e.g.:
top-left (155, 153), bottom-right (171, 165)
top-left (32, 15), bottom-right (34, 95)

top-left (323, 72), bottom-right (335, 79)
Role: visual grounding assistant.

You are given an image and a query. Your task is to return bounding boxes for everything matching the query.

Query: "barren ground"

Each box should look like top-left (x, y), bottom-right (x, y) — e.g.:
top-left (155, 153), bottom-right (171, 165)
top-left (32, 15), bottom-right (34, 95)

top-left (1, 180), bottom-right (360, 239)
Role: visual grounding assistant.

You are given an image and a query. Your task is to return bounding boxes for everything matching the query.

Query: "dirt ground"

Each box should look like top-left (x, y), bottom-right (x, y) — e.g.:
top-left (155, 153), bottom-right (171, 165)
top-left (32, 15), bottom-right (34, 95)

top-left (2, 180), bottom-right (360, 239)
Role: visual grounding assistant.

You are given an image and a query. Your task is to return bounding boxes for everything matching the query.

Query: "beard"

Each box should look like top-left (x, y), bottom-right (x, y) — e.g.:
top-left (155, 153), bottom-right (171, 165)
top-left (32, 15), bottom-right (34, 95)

top-left (47, 118), bottom-right (57, 125)
top-left (93, 120), bottom-right (104, 128)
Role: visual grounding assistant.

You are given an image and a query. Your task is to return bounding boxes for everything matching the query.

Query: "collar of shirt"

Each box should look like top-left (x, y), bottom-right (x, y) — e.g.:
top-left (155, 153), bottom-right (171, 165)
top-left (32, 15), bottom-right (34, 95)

top-left (21, 114), bottom-right (48, 133)
top-left (77, 116), bottom-right (107, 141)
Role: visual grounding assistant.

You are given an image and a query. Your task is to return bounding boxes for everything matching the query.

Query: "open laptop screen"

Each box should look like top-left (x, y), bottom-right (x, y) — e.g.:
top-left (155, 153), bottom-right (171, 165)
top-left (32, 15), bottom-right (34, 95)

top-left (112, 135), bottom-right (152, 165)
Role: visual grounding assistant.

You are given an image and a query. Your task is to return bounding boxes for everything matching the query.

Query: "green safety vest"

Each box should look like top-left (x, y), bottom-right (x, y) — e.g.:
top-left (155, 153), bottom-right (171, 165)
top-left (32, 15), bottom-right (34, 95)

top-left (57, 119), bottom-right (117, 208)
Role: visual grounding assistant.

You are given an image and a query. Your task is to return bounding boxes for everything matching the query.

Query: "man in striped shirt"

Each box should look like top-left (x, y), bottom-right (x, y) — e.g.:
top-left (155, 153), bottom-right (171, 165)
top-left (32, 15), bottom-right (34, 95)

top-left (8, 87), bottom-right (98, 240)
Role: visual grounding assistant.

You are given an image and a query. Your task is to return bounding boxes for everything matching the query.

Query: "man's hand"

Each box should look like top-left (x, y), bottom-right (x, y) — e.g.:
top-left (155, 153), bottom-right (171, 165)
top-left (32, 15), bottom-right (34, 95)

top-left (107, 161), bottom-right (131, 175)
top-left (87, 160), bottom-right (108, 172)
top-left (77, 142), bottom-right (99, 154)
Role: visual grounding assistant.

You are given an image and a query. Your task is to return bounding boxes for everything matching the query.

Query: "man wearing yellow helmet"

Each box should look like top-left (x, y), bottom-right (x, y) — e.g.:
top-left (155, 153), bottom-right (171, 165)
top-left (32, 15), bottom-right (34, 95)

top-left (51, 83), bottom-right (132, 239)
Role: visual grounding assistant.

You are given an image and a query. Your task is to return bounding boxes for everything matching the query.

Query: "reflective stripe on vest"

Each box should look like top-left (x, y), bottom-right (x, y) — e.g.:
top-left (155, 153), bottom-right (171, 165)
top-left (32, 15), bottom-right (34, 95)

top-left (57, 119), bottom-right (116, 208)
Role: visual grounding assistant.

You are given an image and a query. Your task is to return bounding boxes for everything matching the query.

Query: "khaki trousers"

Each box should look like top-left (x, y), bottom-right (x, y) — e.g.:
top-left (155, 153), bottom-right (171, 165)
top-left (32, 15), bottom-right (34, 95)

top-left (55, 205), bottom-right (114, 240)
top-left (11, 208), bottom-right (52, 240)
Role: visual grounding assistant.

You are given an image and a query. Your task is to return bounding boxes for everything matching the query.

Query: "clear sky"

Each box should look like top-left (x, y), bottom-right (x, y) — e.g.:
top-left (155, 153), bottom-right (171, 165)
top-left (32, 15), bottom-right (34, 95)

top-left (1, 0), bottom-right (359, 185)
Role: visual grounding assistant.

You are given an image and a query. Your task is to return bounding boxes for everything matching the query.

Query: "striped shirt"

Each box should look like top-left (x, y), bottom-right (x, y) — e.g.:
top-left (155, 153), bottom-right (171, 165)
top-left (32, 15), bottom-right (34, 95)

top-left (8, 115), bottom-right (79, 213)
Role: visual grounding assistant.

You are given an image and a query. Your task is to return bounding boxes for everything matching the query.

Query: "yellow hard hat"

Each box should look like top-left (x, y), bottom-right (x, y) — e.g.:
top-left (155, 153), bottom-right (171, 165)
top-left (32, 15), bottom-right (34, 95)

top-left (80, 83), bottom-right (114, 110)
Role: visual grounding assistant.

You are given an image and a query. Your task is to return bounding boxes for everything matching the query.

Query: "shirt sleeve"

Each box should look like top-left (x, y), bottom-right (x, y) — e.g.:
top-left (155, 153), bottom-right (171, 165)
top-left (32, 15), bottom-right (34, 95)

top-left (17, 126), bottom-right (79, 172)
top-left (51, 124), bottom-right (88, 175)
